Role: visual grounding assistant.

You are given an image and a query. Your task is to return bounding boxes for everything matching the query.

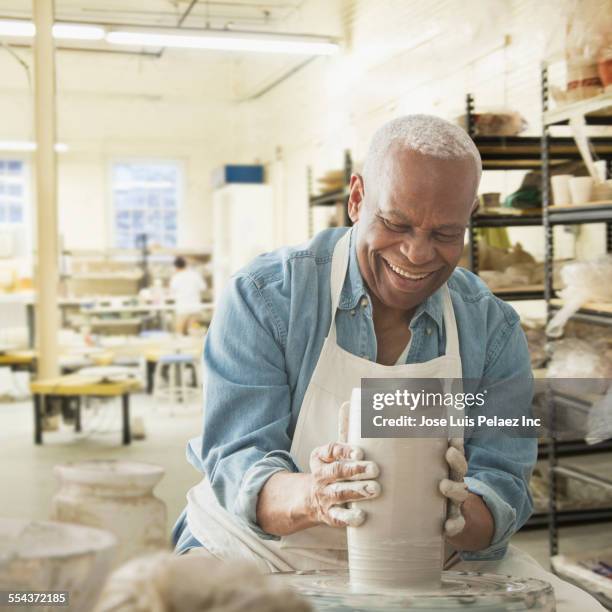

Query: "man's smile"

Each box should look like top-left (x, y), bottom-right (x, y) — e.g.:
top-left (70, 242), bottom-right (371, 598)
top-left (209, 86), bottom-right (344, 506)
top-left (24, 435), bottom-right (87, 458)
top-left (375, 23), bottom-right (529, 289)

top-left (382, 257), bottom-right (437, 281)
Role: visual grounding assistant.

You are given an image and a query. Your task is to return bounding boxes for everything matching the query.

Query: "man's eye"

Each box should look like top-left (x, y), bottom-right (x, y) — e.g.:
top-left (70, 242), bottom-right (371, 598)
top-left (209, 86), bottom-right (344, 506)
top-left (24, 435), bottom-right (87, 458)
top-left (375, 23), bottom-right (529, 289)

top-left (381, 218), bottom-right (407, 232)
top-left (434, 232), bottom-right (462, 242)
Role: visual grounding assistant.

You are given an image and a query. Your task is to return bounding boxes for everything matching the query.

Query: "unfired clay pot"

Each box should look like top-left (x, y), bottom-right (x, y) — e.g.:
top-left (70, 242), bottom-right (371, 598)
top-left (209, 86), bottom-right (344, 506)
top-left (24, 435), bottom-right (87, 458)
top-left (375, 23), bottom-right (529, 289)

top-left (51, 460), bottom-right (167, 566)
top-left (0, 518), bottom-right (116, 612)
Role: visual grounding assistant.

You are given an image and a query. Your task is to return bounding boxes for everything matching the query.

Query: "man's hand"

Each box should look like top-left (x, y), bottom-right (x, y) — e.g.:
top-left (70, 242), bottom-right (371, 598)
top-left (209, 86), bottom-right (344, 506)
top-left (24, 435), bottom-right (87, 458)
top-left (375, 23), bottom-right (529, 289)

top-left (256, 442), bottom-right (380, 536)
top-left (440, 438), bottom-right (495, 551)
top-left (440, 438), bottom-right (469, 537)
top-left (307, 442), bottom-right (381, 527)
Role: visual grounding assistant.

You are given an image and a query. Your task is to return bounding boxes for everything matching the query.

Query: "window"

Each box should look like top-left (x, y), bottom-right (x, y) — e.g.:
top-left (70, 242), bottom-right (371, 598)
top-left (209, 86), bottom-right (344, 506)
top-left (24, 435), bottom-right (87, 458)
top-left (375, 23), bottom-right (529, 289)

top-left (112, 161), bottom-right (181, 249)
top-left (0, 160), bottom-right (26, 225)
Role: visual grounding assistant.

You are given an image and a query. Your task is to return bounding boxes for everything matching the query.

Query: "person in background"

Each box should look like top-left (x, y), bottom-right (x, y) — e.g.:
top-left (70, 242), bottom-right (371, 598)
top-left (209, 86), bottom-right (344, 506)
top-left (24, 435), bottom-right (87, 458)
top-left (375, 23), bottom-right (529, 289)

top-left (170, 256), bottom-right (206, 335)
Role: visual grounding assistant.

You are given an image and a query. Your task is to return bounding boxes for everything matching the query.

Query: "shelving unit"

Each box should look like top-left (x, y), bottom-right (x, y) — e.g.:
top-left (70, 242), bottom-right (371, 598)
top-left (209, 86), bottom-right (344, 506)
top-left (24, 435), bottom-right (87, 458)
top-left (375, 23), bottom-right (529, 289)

top-left (307, 150), bottom-right (352, 237)
top-left (540, 71), bottom-right (612, 575)
top-left (465, 94), bottom-right (545, 301)
top-left (466, 94), bottom-right (612, 302)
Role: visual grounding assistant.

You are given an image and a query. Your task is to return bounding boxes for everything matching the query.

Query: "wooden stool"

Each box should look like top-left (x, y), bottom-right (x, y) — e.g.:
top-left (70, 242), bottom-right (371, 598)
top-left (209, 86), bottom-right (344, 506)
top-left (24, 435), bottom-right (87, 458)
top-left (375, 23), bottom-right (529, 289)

top-left (145, 347), bottom-right (200, 394)
top-left (152, 353), bottom-right (200, 408)
top-left (30, 375), bottom-right (141, 445)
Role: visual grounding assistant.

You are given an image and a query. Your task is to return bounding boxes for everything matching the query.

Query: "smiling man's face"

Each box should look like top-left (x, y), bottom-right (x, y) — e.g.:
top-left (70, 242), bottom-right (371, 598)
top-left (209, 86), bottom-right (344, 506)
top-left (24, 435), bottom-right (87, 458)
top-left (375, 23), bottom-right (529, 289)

top-left (348, 146), bottom-right (478, 312)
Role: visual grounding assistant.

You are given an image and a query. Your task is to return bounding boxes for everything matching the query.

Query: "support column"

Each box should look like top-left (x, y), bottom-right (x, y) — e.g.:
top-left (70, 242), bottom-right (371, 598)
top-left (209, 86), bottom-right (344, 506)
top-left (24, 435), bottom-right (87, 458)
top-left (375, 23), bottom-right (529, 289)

top-left (33, 0), bottom-right (59, 378)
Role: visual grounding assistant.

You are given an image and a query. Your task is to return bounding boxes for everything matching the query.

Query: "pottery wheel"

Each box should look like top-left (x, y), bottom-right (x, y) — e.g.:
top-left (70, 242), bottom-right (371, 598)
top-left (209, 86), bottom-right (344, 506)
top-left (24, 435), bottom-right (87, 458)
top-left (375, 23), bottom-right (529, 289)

top-left (272, 570), bottom-right (555, 611)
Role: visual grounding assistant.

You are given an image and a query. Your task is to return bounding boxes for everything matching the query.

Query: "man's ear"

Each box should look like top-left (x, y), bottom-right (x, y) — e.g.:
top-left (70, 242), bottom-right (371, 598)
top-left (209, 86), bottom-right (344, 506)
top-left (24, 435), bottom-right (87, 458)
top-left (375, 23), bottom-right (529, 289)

top-left (347, 174), bottom-right (365, 223)
top-left (470, 196), bottom-right (479, 216)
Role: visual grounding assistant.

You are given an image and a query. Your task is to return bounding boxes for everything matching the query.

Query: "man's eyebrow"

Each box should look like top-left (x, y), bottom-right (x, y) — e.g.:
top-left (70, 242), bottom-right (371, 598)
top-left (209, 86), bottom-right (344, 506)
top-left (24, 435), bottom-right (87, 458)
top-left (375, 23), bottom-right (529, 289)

top-left (376, 207), bottom-right (411, 222)
top-left (377, 208), bottom-right (465, 232)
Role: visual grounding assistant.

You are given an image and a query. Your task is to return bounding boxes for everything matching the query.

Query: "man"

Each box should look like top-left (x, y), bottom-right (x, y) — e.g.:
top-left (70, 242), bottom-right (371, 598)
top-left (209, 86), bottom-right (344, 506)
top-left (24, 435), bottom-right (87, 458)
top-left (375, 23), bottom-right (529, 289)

top-left (170, 256), bottom-right (206, 335)
top-left (174, 115), bottom-right (602, 609)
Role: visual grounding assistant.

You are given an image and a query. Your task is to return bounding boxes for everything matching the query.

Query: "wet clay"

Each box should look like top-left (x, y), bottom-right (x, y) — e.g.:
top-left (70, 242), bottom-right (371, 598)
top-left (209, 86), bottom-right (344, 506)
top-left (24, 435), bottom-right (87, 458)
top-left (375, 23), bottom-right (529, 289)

top-left (347, 390), bottom-right (448, 592)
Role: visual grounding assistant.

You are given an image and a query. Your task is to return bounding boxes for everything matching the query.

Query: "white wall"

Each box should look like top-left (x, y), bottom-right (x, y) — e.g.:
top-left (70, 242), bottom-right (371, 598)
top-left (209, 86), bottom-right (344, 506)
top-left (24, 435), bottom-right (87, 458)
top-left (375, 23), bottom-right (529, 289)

top-left (237, 0), bottom-right (610, 261)
top-left (0, 45), bottom-right (243, 257)
top-left (0, 0), bottom-right (608, 265)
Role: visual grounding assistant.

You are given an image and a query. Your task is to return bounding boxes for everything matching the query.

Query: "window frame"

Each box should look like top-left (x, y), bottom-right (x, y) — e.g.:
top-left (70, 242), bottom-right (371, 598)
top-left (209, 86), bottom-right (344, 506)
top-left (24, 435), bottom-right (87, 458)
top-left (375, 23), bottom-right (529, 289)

top-left (0, 157), bottom-right (31, 227)
top-left (109, 157), bottom-right (184, 251)
top-left (0, 156), bottom-right (32, 261)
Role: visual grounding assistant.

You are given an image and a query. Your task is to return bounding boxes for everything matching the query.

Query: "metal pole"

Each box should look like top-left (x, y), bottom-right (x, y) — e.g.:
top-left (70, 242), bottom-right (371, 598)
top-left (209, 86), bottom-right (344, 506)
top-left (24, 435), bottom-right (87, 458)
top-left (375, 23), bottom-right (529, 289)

top-left (541, 62), bottom-right (559, 561)
top-left (33, 0), bottom-right (59, 379)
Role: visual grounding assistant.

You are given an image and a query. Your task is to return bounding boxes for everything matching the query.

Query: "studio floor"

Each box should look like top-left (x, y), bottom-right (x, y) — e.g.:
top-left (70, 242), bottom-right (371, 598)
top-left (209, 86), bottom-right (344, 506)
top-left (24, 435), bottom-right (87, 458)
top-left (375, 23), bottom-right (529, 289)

top-left (0, 394), bottom-right (203, 539)
top-left (2, 395), bottom-right (612, 570)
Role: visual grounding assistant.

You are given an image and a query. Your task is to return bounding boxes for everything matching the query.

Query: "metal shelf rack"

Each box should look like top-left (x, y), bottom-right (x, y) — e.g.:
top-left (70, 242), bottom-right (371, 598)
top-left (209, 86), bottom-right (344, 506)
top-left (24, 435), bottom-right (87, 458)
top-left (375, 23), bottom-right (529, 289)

top-left (307, 151), bottom-right (352, 237)
top-left (465, 94), bottom-right (545, 301)
top-left (466, 93), bottom-right (612, 302)
top-left (540, 71), bottom-right (612, 564)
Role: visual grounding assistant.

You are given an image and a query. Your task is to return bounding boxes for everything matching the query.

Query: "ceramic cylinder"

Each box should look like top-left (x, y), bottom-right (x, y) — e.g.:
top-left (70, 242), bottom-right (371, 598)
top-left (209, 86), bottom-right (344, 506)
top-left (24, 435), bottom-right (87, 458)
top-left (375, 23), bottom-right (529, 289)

top-left (346, 388), bottom-right (447, 592)
top-left (551, 175), bottom-right (572, 206)
top-left (569, 176), bottom-right (593, 205)
top-left (51, 460), bottom-right (167, 566)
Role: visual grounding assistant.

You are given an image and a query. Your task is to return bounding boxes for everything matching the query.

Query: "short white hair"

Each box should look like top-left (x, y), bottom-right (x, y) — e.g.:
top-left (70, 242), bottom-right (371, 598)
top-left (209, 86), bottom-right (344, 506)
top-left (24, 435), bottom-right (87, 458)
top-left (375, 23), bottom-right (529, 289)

top-left (362, 114), bottom-right (482, 190)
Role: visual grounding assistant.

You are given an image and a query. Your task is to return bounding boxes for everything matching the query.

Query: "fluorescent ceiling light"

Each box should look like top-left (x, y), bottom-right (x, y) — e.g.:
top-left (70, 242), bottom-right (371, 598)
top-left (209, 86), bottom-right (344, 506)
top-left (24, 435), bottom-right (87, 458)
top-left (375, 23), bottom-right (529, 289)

top-left (0, 19), bottom-right (105, 41)
top-left (106, 28), bottom-right (339, 55)
top-left (0, 141), bottom-right (68, 153)
top-left (0, 18), bottom-right (338, 55)
top-left (52, 23), bottom-right (105, 41)
top-left (0, 19), bottom-right (35, 37)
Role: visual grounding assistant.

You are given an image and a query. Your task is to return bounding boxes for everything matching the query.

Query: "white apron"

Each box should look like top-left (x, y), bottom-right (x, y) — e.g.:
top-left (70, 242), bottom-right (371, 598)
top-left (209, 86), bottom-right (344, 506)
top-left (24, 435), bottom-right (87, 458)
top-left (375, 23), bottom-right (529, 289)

top-left (186, 229), bottom-right (602, 610)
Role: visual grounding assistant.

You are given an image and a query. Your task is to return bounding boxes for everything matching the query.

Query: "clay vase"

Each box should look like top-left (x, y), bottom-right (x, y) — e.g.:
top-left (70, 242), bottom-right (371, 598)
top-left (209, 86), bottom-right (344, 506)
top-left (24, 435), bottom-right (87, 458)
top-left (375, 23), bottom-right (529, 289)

top-left (0, 518), bottom-right (116, 612)
top-left (51, 460), bottom-right (167, 566)
top-left (346, 388), bottom-right (448, 592)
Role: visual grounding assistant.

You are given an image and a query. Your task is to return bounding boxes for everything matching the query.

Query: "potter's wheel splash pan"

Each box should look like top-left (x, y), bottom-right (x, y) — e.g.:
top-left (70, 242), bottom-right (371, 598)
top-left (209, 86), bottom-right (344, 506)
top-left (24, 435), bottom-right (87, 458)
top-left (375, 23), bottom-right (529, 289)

top-left (273, 570), bottom-right (555, 611)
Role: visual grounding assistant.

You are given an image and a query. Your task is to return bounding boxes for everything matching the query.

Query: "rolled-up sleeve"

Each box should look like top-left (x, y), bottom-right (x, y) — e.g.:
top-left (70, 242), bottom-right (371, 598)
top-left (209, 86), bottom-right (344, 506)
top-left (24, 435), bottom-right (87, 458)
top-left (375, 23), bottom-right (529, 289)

top-left (197, 273), bottom-right (296, 539)
top-left (462, 317), bottom-right (537, 561)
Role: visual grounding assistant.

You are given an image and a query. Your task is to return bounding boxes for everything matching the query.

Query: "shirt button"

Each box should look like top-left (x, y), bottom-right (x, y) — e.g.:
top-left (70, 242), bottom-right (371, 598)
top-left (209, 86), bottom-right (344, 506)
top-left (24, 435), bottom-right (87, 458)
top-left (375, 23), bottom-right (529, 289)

top-left (426, 327), bottom-right (432, 335)
top-left (360, 297), bottom-right (368, 308)
top-left (350, 309), bottom-right (356, 316)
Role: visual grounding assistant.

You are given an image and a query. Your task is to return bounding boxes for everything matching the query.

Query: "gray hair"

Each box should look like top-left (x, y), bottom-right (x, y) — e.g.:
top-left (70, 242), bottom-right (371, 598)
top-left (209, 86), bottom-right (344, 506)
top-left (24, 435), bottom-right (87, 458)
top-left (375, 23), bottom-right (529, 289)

top-left (362, 114), bottom-right (482, 191)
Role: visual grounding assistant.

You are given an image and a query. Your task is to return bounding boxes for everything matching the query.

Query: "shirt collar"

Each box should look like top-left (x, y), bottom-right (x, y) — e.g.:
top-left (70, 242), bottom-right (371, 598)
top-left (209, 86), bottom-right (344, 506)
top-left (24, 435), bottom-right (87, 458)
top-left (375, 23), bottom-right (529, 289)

top-left (338, 227), bottom-right (367, 310)
top-left (338, 226), bottom-right (445, 331)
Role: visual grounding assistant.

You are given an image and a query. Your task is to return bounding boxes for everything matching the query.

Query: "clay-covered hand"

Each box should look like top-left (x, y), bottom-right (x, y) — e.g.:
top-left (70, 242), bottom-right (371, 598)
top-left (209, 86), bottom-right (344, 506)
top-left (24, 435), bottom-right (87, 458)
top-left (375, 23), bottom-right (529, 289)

top-left (439, 437), bottom-right (469, 538)
top-left (307, 442), bottom-right (381, 528)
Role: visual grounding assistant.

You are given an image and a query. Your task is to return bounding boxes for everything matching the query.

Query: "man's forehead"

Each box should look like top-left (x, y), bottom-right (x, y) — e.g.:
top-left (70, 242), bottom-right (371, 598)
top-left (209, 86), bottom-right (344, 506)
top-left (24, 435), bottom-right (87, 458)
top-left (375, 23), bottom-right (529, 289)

top-left (381, 146), bottom-right (477, 184)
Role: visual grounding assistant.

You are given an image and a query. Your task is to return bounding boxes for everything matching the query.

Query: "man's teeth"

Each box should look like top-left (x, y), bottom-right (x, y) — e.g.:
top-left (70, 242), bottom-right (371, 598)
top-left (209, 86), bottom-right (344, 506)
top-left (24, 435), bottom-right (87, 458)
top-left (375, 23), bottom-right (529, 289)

top-left (387, 260), bottom-right (430, 280)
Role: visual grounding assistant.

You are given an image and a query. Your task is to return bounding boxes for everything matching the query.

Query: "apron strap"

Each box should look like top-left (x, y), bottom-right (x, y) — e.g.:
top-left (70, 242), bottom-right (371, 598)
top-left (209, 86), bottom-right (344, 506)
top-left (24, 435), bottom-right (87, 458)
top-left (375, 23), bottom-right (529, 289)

top-left (440, 284), bottom-right (460, 358)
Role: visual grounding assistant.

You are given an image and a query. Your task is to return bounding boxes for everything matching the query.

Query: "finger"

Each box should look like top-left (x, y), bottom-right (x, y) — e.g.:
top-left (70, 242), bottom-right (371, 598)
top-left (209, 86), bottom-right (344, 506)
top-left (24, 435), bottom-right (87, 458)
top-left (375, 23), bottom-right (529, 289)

top-left (449, 437), bottom-right (464, 453)
top-left (444, 515), bottom-right (465, 538)
top-left (324, 480), bottom-right (381, 503)
top-left (338, 402), bottom-right (350, 444)
top-left (316, 460), bottom-right (379, 484)
top-left (328, 505), bottom-right (366, 527)
top-left (445, 446), bottom-right (467, 479)
top-left (313, 442), bottom-right (363, 464)
top-left (439, 479), bottom-right (469, 503)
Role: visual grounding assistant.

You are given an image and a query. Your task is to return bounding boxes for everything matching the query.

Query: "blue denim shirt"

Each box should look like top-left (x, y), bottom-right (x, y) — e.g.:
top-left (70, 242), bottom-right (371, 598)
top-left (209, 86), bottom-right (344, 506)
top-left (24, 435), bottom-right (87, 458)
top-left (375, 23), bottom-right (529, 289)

top-left (180, 227), bottom-right (536, 560)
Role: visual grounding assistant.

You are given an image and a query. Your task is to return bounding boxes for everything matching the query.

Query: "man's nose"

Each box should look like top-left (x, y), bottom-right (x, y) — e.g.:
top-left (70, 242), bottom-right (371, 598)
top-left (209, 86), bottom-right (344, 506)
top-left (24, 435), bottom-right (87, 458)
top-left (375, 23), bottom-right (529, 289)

top-left (399, 235), bottom-right (435, 266)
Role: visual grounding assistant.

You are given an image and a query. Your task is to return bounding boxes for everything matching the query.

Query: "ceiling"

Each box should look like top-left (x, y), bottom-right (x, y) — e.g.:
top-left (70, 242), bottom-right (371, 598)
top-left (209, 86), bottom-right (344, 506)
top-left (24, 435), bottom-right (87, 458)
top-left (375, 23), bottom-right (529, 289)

top-left (0, 0), bottom-right (306, 30)
top-left (0, 0), bottom-right (341, 101)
